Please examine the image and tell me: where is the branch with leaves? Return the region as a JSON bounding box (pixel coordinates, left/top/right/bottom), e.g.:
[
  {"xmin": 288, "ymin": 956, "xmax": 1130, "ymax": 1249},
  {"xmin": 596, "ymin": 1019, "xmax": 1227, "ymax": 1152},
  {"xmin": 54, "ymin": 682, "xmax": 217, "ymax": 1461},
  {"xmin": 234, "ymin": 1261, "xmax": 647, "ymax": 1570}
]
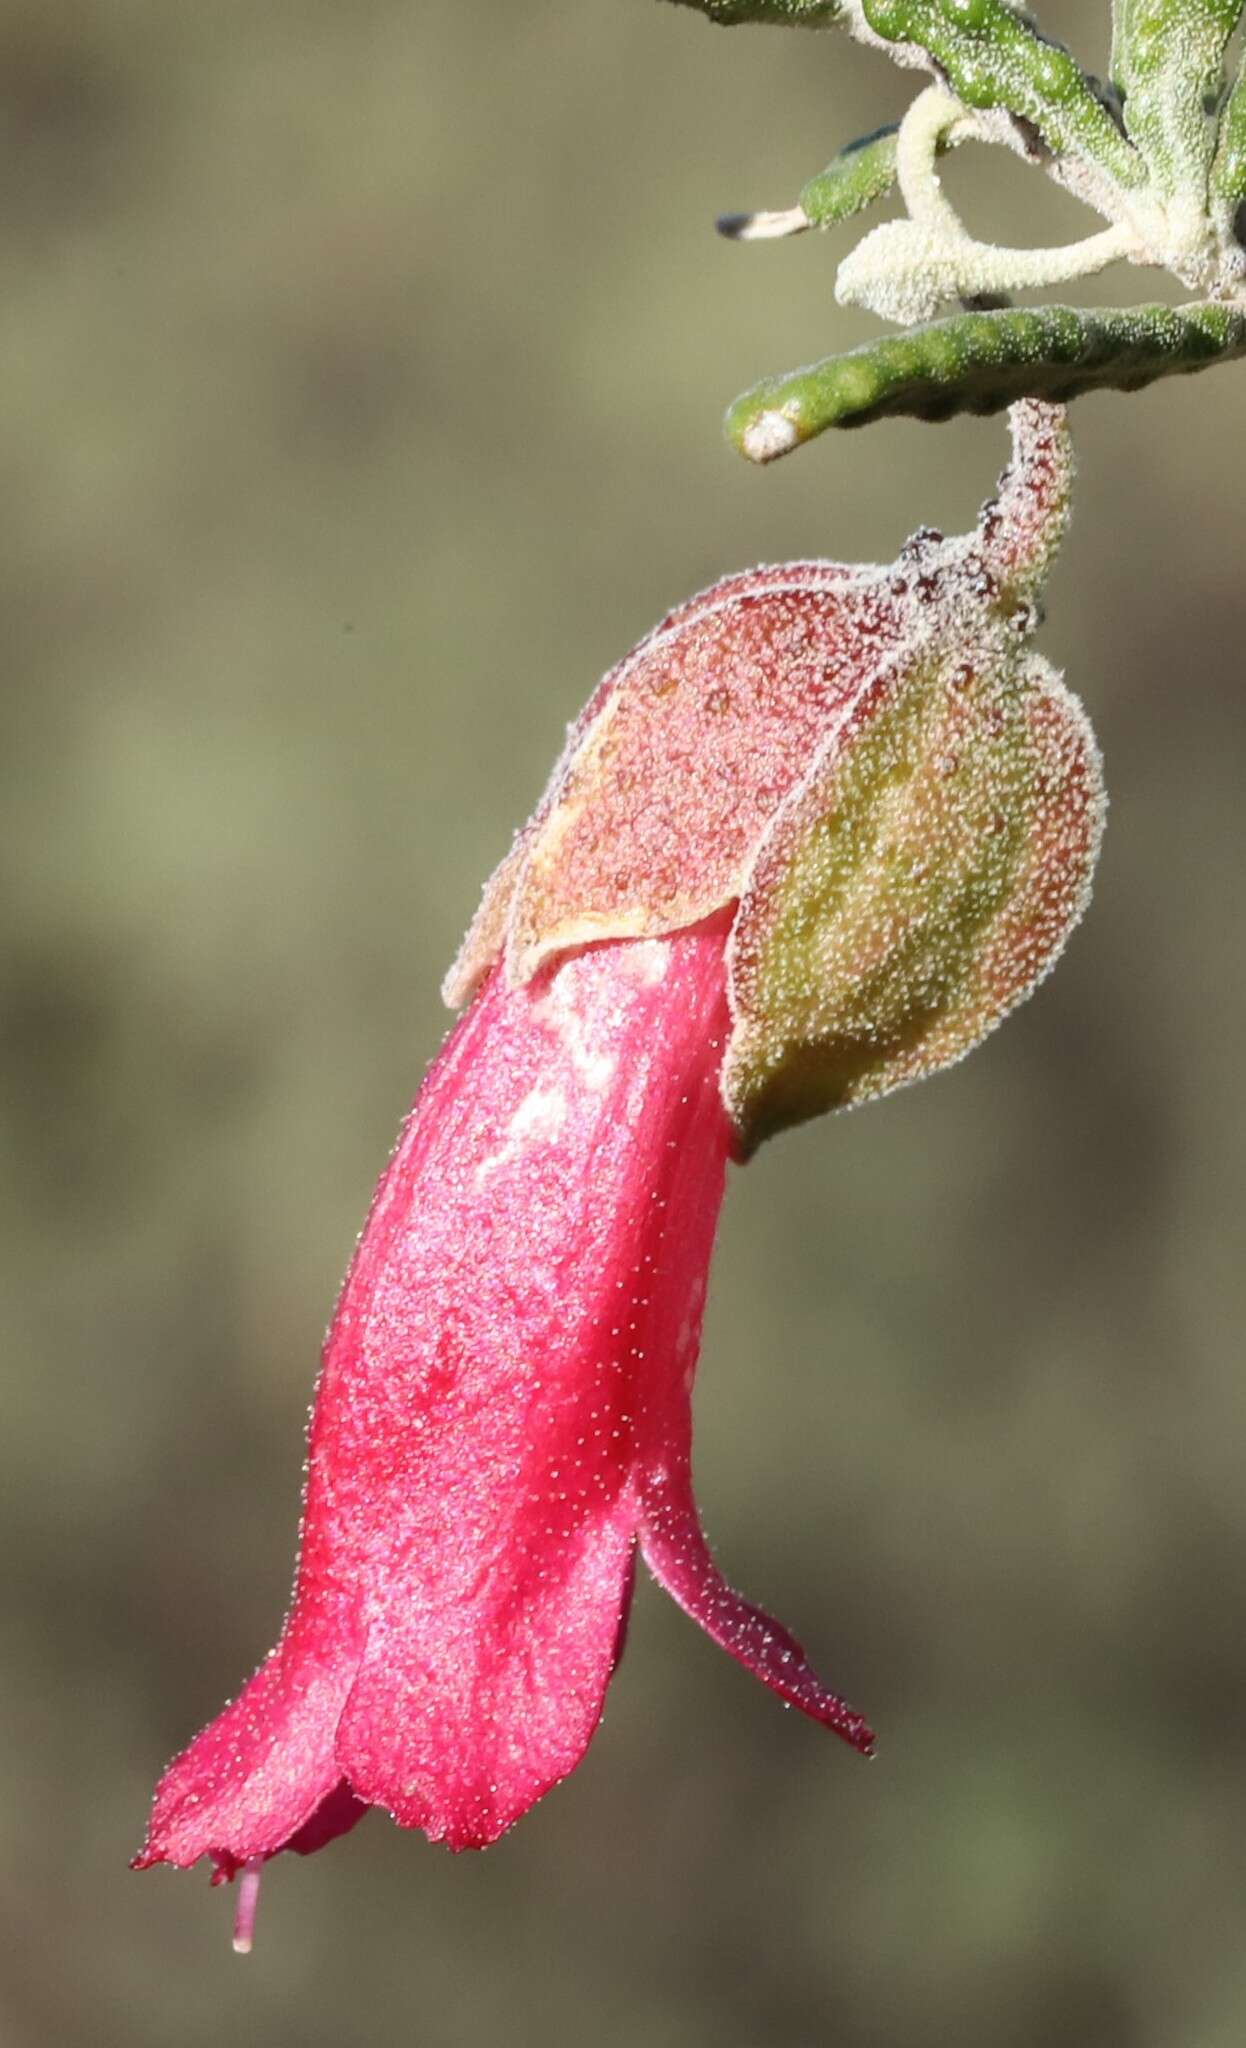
[
  {"xmin": 671, "ymin": 0, "xmax": 1246, "ymax": 454},
  {"xmin": 138, "ymin": 1, "xmax": 1241, "ymax": 1946}
]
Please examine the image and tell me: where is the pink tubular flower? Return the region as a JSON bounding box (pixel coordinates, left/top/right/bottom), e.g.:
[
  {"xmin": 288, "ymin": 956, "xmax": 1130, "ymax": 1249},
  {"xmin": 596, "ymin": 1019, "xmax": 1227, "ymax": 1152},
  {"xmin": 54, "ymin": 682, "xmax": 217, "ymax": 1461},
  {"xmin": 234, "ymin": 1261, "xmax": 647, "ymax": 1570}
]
[
  {"xmin": 137, "ymin": 404, "xmax": 1104, "ymax": 1936},
  {"xmin": 137, "ymin": 912, "xmax": 870, "ymax": 1892}
]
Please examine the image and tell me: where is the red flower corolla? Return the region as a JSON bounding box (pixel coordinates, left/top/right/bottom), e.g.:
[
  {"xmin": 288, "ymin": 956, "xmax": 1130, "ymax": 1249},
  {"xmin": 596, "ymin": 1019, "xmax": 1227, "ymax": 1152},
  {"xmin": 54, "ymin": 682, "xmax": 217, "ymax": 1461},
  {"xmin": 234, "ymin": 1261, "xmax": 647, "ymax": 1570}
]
[
  {"xmin": 137, "ymin": 914, "xmax": 870, "ymax": 1897},
  {"xmin": 137, "ymin": 404, "xmax": 1104, "ymax": 1942}
]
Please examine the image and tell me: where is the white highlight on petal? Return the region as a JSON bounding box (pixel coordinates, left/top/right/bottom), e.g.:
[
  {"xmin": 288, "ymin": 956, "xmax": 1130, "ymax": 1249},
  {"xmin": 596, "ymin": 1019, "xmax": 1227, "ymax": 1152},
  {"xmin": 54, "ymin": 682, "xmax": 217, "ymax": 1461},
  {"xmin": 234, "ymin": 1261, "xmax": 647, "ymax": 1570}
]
[
  {"xmin": 676, "ymin": 1273, "xmax": 705, "ymax": 1377},
  {"xmin": 474, "ymin": 1084, "xmax": 568, "ymax": 1185},
  {"xmin": 533, "ymin": 982, "xmax": 618, "ymax": 1092},
  {"xmin": 617, "ymin": 940, "xmax": 670, "ymax": 988}
]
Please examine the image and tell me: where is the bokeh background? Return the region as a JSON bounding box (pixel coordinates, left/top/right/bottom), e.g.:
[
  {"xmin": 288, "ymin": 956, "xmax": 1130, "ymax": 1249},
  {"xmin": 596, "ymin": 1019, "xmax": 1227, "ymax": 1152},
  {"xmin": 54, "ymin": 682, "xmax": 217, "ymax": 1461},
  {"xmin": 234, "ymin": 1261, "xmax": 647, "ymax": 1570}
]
[{"xmin": 4, "ymin": 4, "xmax": 1245, "ymax": 2044}]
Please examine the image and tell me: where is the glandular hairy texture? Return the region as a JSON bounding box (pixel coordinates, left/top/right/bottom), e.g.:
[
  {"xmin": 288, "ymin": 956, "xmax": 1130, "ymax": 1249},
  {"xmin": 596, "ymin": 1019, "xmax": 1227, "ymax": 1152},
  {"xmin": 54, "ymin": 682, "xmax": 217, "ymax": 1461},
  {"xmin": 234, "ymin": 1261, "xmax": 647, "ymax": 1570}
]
[
  {"xmin": 443, "ymin": 560, "xmax": 895, "ymax": 1004},
  {"xmin": 445, "ymin": 402, "xmax": 1101, "ymax": 1155},
  {"xmin": 724, "ymin": 644, "xmax": 1104, "ymax": 1153},
  {"xmin": 446, "ymin": 411, "xmax": 1067, "ymax": 1013},
  {"xmin": 726, "ymin": 302, "xmax": 1246, "ymax": 460},
  {"xmin": 1112, "ymin": 0, "xmax": 1244, "ymax": 200}
]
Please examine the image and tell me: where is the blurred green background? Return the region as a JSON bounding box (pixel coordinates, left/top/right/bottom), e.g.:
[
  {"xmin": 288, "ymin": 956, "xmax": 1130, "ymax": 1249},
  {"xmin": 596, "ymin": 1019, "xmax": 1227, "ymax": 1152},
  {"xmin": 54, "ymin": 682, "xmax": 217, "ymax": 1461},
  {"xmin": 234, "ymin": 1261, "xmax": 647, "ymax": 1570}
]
[{"xmin": 4, "ymin": 3, "xmax": 1245, "ymax": 2044}]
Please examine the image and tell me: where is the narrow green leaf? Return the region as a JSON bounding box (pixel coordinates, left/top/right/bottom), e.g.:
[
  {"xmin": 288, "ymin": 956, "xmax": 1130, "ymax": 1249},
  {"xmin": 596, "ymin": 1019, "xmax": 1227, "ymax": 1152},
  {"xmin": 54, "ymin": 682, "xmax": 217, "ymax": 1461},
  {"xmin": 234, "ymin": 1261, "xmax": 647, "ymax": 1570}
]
[
  {"xmin": 1110, "ymin": 0, "xmax": 1243, "ymax": 199},
  {"xmin": 1211, "ymin": 50, "xmax": 1246, "ymax": 212},
  {"xmin": 854, "ymin": 0, "xmax": 1145, "ymax": 192},
  {"xmin": 717, "ymin": 124, "xmax": 902, "ymax": 241},
  {"xmin": 725, "ymin": 301, "xmax": 1246, "ymax": 456},
  {"xmin": 798, "ymin": 124, "xmax": 902, "ymax": 226}
]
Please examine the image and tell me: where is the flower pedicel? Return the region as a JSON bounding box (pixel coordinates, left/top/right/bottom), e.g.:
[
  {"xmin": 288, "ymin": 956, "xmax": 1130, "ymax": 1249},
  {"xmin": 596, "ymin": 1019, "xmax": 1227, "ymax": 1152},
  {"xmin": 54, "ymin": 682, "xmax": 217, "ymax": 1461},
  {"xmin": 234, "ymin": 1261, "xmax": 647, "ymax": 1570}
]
[{"xmin": 136, "ymin": 402, "xmax": 1104, "ymax": 1949}]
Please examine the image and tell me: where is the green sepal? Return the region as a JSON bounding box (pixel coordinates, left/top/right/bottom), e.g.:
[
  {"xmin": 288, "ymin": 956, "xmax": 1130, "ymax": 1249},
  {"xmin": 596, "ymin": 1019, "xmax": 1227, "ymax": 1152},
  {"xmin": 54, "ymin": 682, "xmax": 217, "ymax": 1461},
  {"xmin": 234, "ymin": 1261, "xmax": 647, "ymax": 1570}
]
[
  {"xmin": 724, "ymin": 644, "xmax": 1104, "ymax": 1154},
  {"xmin": 1110, "ymin": 0, "xmax": 1243, "ymax": 199},
  {"xmin": 725, "ymin": 301, "xmax": 1246, "ymax": 457}
]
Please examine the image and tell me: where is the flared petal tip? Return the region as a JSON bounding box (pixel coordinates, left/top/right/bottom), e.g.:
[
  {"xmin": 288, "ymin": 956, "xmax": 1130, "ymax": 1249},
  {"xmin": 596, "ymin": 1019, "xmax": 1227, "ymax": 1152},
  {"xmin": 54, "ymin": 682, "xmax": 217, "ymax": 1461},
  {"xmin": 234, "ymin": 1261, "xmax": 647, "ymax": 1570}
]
[
  {"xmin": 129, "ymin": 1838, "xmax": 198, "ymax": 1875},
  {"xmin": 641, "ymin": 1483, "xmax": 877, "ymax": 1760},
  {"xmin": 128, "ymin": 1839, "xmax": 240, "ymax": 1879},
  {"xmin": 835, "ymin": 1708, "xmax": 876, "ymax": 1758}
]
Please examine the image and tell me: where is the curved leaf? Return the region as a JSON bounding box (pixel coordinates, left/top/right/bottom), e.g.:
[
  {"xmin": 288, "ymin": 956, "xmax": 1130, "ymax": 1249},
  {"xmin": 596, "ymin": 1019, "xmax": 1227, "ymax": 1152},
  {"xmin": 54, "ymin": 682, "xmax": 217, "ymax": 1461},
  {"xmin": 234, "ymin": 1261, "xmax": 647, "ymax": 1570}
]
[
  {"xmin": 725, "ymin": 301, "xmax": 1246, "ymax": 458},
  {"xmin": 847, "ymin": 0, "xmax": 1144, "ymax": 194},
  {"xmin": 799, "ymin": 124, "xmax": 902, "ymax": 225},
  {"xmin": 717, "ymin": 125, "xmax": 901, "ymax": 242}
]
